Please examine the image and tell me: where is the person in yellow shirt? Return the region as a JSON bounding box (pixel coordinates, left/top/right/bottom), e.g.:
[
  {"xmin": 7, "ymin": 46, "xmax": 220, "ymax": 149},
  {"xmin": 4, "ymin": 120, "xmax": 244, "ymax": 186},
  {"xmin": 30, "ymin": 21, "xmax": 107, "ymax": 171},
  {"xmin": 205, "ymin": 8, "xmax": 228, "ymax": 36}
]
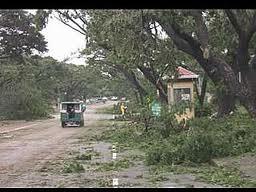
[{"xmin": 120, "ymin": 102, "xmax": 126, "ymax": 116}]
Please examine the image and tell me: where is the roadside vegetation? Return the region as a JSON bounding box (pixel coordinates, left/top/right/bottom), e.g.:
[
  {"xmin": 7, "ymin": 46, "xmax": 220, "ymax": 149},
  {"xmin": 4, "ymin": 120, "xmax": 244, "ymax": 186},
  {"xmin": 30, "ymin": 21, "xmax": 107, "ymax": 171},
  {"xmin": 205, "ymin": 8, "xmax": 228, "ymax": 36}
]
[{"xmin": 97, "ymin": 101, "xmax": 256, "ymax": 187}]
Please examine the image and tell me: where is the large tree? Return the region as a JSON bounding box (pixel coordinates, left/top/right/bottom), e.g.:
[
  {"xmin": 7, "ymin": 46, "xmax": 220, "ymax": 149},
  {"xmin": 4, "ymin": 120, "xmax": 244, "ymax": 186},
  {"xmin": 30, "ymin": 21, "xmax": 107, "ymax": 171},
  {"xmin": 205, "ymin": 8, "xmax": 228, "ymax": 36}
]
[
  {"xmin": 44, "ymin": 9, "xmax": 256, "ymax": 117},
  {"xmin": 142, "ymin": 10, "xmax": 256, "ymax": 117},
  {"xmin": 0, "ymin": 9, "xmax": 47, "ymax": 59},
  {"xmin": 54, "ymin": 10, "xmax": 192, "ymax": 103}
]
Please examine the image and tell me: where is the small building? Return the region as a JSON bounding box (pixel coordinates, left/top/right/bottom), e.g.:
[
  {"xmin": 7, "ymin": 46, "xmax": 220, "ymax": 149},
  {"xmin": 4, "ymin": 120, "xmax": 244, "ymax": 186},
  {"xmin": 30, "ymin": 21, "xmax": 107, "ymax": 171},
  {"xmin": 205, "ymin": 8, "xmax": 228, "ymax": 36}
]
[{"xmin": 167, "ymin": 66, "xmax": 198, "ymax": 122}]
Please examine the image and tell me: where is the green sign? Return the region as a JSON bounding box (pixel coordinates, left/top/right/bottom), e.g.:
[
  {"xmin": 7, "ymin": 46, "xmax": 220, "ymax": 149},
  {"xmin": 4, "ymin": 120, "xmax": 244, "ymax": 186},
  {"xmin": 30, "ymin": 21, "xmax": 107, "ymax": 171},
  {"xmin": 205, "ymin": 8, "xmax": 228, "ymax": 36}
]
[{"xmin": 151, "ymin": 100, "xmax": 161, "ymax": 117}]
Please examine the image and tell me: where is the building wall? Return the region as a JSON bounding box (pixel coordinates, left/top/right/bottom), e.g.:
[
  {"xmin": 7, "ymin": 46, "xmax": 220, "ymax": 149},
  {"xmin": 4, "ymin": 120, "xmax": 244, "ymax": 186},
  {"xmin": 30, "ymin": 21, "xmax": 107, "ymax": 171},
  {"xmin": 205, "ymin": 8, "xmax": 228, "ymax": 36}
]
[{"xmin": 167, "ymin": 80, "xmax": 196, "ymax": 122}]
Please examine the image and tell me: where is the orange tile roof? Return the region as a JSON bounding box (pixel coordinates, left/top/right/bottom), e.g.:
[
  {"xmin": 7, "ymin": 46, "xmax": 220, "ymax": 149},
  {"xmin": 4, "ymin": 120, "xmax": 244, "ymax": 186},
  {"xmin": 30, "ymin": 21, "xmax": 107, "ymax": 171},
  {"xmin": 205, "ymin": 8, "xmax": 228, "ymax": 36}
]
[{"xmin": 176, "ymin": 66, "xmax": 198, "ymax": 79}]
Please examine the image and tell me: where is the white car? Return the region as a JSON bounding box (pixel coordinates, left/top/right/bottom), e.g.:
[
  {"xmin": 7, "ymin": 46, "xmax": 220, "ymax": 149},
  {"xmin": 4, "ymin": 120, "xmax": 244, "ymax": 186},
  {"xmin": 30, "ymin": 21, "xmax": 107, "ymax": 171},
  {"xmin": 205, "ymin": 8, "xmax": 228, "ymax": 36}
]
[{"xmin": 111, "ymin": 96, "xmax": 118, "ymax": 101}]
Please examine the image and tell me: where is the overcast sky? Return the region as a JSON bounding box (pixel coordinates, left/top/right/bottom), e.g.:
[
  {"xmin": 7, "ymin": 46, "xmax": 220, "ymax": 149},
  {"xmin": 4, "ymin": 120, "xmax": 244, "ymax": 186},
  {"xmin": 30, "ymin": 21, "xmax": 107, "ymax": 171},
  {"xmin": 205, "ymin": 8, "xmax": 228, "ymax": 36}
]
[{"xmin": 41, "ymin": 15, "xmax": 86, "ymax": 65}]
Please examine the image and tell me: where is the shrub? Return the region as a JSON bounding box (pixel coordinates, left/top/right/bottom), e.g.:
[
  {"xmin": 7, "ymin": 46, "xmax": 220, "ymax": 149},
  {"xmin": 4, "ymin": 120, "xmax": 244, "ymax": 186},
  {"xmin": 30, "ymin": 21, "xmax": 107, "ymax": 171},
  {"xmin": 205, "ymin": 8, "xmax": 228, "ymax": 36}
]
[
  {"xmin": 194, "ymin": 96, "xmax": 215, "ymax": 117},
  {"xmin": 182, "ymin": 132, "xmax": 214, "ymax": 163},
  {"xmin": 145, "ymin": 112, "xmax": 256, "ymax": 165},
  {"xmin": 157, "ymin": 105, "xmax": 180, "ymax": 137},
  {"xmin": 145, "ymin": 134, "xmax": 187, "ymax": 165}
]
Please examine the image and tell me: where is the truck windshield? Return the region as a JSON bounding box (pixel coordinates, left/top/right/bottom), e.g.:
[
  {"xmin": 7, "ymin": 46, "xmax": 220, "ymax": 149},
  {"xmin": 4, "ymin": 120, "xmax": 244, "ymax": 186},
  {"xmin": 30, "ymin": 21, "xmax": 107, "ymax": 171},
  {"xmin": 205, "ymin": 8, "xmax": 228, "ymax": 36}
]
[{"xmin": 61, "ymin": 104, "xmax": 80, "ymax": 111}]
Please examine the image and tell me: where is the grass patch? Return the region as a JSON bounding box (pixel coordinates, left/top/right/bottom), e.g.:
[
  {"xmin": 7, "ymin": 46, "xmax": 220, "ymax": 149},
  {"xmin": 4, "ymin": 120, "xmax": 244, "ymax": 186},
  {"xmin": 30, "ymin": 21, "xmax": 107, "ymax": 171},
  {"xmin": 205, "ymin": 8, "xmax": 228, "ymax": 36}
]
[
  {"xmin": 75, "ymin": 150, "xmax": 100, "ymax": 160},
  {"xmin": 95, "ymin": 158, "xmax": 134, "ymax": 172},
  {"xmin": 75, "ymin": 153, "xmax": 92, "ymax": 160},
  {"xmin": 148, "ymin": 163, "xmax": 256, "ymax": 187},
  {"xmin": 62, "ymin": 160, "xmax": 85, "ymax": 173},
  {"xmin": 99, "ymin": 120, "xmax": 163, "ymax": 151},
  {"xmin": 97, "ymin": 178, "xmax": 113, "ymax": 187},
  {"xmin": 195, "ymin": 166, "xmax": 256, "ymax": 187}
]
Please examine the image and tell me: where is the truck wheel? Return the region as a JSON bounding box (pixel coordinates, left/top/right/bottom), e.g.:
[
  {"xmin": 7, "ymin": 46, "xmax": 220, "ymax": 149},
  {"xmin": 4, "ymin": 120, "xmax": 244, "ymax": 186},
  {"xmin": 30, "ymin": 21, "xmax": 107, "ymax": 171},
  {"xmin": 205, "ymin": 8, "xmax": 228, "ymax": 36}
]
[
  {"xmin": 80, "ymin": 120, "xmax": 84, "ymax": 127},
  {"xmin": 61, "ymin": 122, "xmax": 65, "ymax": 128}
]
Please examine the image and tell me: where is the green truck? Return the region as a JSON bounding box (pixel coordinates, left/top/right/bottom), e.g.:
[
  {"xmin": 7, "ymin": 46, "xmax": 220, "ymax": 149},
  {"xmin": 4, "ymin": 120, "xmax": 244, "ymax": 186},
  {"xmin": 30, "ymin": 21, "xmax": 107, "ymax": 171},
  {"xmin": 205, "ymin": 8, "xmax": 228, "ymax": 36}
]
[{"xmin": 60, "ymin": 101, "xmax": 86, "ymax": 128}]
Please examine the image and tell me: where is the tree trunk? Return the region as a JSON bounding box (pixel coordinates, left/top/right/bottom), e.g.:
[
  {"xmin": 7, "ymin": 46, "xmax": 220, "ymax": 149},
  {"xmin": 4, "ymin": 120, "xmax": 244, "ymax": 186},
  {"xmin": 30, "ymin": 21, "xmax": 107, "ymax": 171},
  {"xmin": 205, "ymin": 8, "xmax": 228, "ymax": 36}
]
[
  {"xmin": 217, "ymin": 93, "xmax": 236, "ymax": 117},
  {"xmin": 138, "ymin": 65, "xmax": 168, "ymax": 103},
  {"xmin": 117, "ymin": 66, "xmax": 148, "ymax": 100},
  {"xmin": 198, "ymin": 74, "xmax": 208, "ymax": 107},
  {"xmin": 238, "ymin": 70, "xmax": 256, "ymax": 118},
  {"xmin": 137, "ymin": 89, "xmax": 145, "ymax": 104},
  {"xmin": 194, "ymin": 74, "xmax": 208, "ymax": 117},
  {"xmin": 241, "ymin": 99, "xmax": 256, "ymax": 118},
  {"xmin": 196, "ymin": 57, "xmax": 238, "ymax": 117},
  {"xmin": 195, "ymin": 74, "xmax": 207, "ymax": 105},
  {"xmin": 134, "ymin": 91, "xmax": 142, "ymax": 104}
]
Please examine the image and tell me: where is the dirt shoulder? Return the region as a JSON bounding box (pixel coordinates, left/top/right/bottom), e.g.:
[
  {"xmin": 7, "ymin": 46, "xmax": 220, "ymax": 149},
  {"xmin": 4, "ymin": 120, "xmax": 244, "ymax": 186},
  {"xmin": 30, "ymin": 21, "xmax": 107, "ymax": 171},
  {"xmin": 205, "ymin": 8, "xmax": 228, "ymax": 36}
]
[{"xmin": 213, "ymin": 153, "xmax": 256, "ymax": 181}]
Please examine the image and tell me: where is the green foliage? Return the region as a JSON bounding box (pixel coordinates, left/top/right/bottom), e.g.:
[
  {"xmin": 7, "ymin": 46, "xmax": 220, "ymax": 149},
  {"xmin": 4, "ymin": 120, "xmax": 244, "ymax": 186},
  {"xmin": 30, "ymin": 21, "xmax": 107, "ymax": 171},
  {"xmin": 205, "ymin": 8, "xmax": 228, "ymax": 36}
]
[
  {"xmin": 95, "ymin": 159, "xmax": 133, "ymax": 172},
  {"xmin": 62, "ymin": 160, "xmax": 85, "ymax": 173},
  {"xmin": 98, "ymin": 112, "xmax": 256, "ymax": 187},
  {"xmin": 157, "ymin": 105, "xmax": 179, "ymax": 137},
  {"xmin": 182, "ymin": 132, "xmax": 214, "ymax": 163},
  {"xmin": 75, "ymin": 153, "xmax": 92, "ymax": 161},
  {"xmin": 97, "ymin": 179, "xmax": 113, "ymax": 187},
  {"xmin": 136, "ymin": 103, "xmax": 154, "ymax": 131},
  {"xmin": 0, "ymin": 62, "xmax": 52, "ymax": 120},
  {"xmin": 147, "ymin": 112, "xmax": 256, "ymax": 165},
  {"xmin": 149, "ymin": 163, "xmax": 256, "ymax": 187},
  {"xmin": 99, "ymin": 120, "xmax": 163, "ymax": 152},
  {"xmin": 102, "ymin": 110, "xmax": 256, "ymax": 166},
  {"xmin": 195, "ymin": 100, "xmax": 215, "ymax": 117},
  {"xmin": 0, "ymin": 54, "xmax": 119, "ymax": 120},
  {"xmin": 0, "ymin": 10, "xmax": 47, "ymax": 58}
]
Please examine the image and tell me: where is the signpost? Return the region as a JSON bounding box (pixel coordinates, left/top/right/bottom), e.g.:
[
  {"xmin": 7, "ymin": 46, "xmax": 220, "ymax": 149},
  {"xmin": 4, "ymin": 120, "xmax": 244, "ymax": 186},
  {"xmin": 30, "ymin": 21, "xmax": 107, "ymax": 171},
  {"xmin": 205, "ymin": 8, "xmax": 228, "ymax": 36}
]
[{"xmin": 151, "ymin": 100, "xmax": 161, "ymax": 117}]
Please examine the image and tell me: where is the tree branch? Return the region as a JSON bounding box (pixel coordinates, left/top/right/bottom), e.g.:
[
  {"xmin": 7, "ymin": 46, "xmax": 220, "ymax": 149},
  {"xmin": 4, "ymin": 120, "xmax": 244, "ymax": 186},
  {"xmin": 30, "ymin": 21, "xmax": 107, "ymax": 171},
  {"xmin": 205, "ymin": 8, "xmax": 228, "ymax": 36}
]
[
  {"xmin": 55, "ymin": 10, "xmax": 87, "ymax": 35},
  {"xmin": 73, "ymin": 9, "xmax": 88, "ymax": 26},
  {"xmin": 55, "ymin": 15, "xmax": 86, "ymax": 36},
  {"xmin": 159, "ymin": 21, "xmax": 196, "ymax": 57},
  {"xmin": 189, "ymin": 10, "xmax": 209, "ymax": 50},
  {"xmin": 225, "ymin": 10, "xmax": 242, "ymax": 35},
  {"xmin": 249, "ymin": 11, "xmax": 256, "ymax": 34}
]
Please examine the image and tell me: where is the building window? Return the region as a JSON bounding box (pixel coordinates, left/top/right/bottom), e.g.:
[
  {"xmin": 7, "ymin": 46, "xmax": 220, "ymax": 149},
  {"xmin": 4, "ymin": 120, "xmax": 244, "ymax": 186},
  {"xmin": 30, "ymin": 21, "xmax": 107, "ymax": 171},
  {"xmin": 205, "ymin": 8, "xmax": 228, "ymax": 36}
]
[{"xmin": 173, "ymin": 88, "xmax": 191, "ymax": 103}]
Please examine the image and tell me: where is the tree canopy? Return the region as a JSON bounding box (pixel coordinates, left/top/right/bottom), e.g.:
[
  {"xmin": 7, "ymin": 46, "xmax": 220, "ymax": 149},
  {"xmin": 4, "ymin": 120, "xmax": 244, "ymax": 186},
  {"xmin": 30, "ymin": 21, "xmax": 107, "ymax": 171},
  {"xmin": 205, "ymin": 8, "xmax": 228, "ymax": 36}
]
[
  {"xmin": 0, "ymin": 10, "xmax": 47, "ymax": 59},
  {"xmin": 52, "ymin": 9, "xmax": 256, "ymax": 117}
]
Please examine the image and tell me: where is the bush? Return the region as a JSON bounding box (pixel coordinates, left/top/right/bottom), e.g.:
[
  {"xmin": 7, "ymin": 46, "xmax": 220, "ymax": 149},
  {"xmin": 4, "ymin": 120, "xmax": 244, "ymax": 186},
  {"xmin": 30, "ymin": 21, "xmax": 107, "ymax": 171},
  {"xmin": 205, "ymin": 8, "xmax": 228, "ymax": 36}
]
[
  {"xmin": 194, "ymin": 98, "xmax": 215, "ymax": 117},
  {"xmin": 107, "ymin": 99, "xmax": 256, "ymax": 166},
  {"xmin": 157, "ymin": 105, "xmax": 180, "ymax": 137},
  {"xmin": 182, "ymin": 132, "xmax": 214, "ymax": 163},
  {"xmin": 146, "ymin": 112, "xmax": 256, "ymax": 165}
]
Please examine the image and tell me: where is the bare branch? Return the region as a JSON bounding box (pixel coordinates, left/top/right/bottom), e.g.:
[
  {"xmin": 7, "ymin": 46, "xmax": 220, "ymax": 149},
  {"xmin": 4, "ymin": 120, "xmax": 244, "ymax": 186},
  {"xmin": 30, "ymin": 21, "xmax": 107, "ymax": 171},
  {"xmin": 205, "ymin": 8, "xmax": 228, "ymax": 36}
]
[
  {"xmin": 55, "ymin": 10, "xmax": 87, "ymax": 35},
  {"xmin": 55, "ymin": 15, "xmax": 86, "ymax": 36},
  {"xmin": 189, "ymin": 10, "xmax": 209, "ymax": 48},
  {"xmin": 249, "ymin": 11, "xmax": 256, "ymax": 34},
  {"xmin": 73, "ymin": 9, "xmax": 88, "ymax": 26}
]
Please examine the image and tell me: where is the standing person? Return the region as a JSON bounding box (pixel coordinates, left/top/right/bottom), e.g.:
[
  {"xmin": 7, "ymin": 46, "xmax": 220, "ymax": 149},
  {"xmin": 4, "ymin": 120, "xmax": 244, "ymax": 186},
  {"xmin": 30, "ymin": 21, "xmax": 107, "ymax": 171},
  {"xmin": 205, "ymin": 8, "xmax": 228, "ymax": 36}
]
[{"xmin": 120, "ymin": 103, "xmax": 126, "ymax": 116}]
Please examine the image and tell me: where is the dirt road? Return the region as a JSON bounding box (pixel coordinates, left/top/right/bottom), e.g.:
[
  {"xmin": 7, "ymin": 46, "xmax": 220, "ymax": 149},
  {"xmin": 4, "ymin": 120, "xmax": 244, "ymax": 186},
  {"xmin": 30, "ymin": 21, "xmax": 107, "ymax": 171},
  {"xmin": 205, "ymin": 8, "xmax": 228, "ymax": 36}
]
[
  {"xmin": 0, "ymin": 102, "xmax": 115, "ymax": 187},
  {"xmin": 0, "ymin": 101, "xmax": 223, "ymax": 188}
]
